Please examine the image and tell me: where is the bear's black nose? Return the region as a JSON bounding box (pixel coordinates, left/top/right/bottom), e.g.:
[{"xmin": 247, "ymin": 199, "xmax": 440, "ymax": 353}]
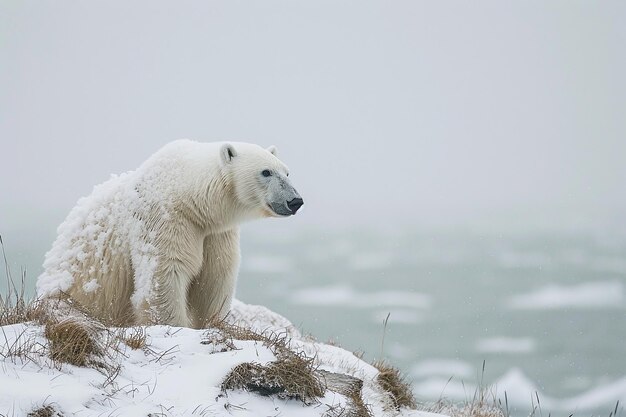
[{"xmin": 287, "ymin": 198, "xmax": 304, "ymax": 214}]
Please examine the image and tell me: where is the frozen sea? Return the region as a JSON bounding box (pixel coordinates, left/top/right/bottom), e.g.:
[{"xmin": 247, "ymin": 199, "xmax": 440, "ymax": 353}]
[{"xmin": 3, "ymin": 225, "xmax": 626, "ymax": 416}]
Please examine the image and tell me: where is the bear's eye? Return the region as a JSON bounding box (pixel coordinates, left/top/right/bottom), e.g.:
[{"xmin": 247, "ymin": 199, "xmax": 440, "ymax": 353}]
[{"xmin": 262, "ymin": 169, "xmax": 272, "ymax": 177}]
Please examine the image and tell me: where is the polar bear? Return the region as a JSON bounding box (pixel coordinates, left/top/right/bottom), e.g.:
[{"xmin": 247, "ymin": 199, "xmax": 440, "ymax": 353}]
[{"xmin": 36, "ymin": 140, "xmax": 303, "ymax": 328}]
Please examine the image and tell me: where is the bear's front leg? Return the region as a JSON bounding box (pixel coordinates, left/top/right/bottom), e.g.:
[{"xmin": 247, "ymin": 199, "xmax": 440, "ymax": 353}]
[
  {"xmin": 149, "ymin": 261, "xmax": 195, "ymax": 327},
  {"xmin": 134, "ymin": 228, "xmax": 205, "ymax": 327},
  {"xmin": 188, "ymin": 229, "xmax": 240, "ymax": 328}
]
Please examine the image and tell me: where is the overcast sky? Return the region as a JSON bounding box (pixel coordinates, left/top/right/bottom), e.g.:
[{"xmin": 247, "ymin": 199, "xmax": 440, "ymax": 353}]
[{"xmin": 1, "ymin": 0, "xmax": 625, "ymax": 236}]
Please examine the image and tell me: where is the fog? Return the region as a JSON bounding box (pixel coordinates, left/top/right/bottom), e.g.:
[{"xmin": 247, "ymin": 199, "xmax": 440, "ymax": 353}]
[{"xmin": 1, "ymin": 0, "xmax": 625, "ymax": 235}]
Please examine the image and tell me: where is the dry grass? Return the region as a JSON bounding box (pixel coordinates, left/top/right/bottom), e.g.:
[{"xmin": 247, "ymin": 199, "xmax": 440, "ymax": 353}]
[
  {"xmin": 123, "ymin": 326, "xmax": 148, "ymax": 350},
  {"xmin": 222, "ymin": 353, "xmax": 325, "ymax": 404},
  {"xmin": 212, "ymin": 318, "xmax": 325, "ymax": 404},
  {"xmin": 0, "ymin": 237, "xmax": 131, "ymax": 388},
  {"xmin": 371, "ymin": 359, "xmax": 417, "ymax": 410},
  {"xmin": 0, "ymin": 246, "xmax": 120, "ymax": 372},
  {"xmin": 0, "ymin": 236, "xmax": 50, "ymax": 364},
  {"xmin": 0, "ymin": 324, "xmax": 46, "ymax": 364},
  {"xmin": 213, "ymin": 319, "xmax": 373, "ymax": 413},
  {"xmin": 1, "ymin": 283, "xmax": 118, "ymax": 377},
  {"xmin": 0, "ymin": 236, "xmax": 46, "ymax": 327},
  {"xmin": 200, "ymin": 326, "xmax": 241, "ymax": 353},
  {"xmin": 44, "ymin": 317, "xmax": 105, "ymax": 367},
  {"xmin": 344, "ymin": 389, "xmax": 371, "ymax": 417},
  {"xmin": 38, "ymin": 301, "xmax": 125, "ymax": 388},
  {"xmin": 351, "ymin": 401, "xmax": 372, "ymax": 416},
  {"xmin": 207, "ymin": 318, "xmax": 267, "ymax": 344},
  {"xmin": 0, "ymin": 289, "xmax": 43, "ymax": 327},
  {"xmin": 204, "ymin": 317, "xmax": 296, "ymax": 357},
  {"xmin": 371, "ymin": 312, "xmax": 418, "ymax": 411}
]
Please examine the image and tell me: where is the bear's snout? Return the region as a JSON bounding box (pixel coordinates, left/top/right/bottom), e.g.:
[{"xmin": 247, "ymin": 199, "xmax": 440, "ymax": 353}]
[{"xmin": 287, "ymin": 197, "xmax": 304, "ymax": 214}]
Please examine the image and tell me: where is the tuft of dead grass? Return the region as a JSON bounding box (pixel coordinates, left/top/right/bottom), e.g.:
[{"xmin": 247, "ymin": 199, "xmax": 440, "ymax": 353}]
[
  {"xmin": 36, "ymin": 300, "xmax": 124, "ymax": 386},
  {"xmin": 372, "ymin": 359, "xmax": 417, "ymax": 410},
  {"xmin": 44, "ymin": 317, "xmax": 105, "ymax": 367},
  {"xmin": 27, "ymin": 405, "xmax": 63, "ymax": 417},
  {"xmin": 123, "ymin": 326, "xmax": 148, "ymax": 350},
  {"xmin": 222, "ymin": 353, "xmax": 325, "ymax": 404},
  {"xmin": 0, "ymin": 237, "xmax": 129, "ymax": 388},
  {"xmin": 344, "ymin": 395, "xmax": 372, "ymax": 417},
  {"xmin": 0, "ymin": 291, "xmax": 121, "ymax": 377},
  {"xmin": 211, "ymin": 317, "xmax": 326, "ymax": 405},
  {"xmin": 214, "ymin": 319, "xmax": 374, "ymax": 414}
]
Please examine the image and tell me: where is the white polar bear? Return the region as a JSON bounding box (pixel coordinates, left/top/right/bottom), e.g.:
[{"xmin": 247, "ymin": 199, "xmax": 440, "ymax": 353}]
[{"xmin": 36, "ymin": 140, "xmax": 303, "ymax": 328}]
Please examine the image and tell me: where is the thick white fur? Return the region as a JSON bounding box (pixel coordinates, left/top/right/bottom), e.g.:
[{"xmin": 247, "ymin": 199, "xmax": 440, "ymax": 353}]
[{"xmin": 37, "ymin": 140, "xmax": 292, "ymax": 328}]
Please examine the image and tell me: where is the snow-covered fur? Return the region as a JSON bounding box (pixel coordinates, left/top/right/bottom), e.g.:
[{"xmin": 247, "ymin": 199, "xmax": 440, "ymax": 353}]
[{"xmin": 36, "ymin": 140, "xmax": 302, "ymax": 328}]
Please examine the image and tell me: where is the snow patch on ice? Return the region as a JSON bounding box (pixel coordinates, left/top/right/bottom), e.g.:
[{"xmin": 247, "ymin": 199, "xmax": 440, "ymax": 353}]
[
  {"xmin": 292, "ymin": 285, "xmax": 431, "ymax": 309},
  {"xmin": 412, "ymin": 359, "xmax": 475, "ymax": 379},
  {"xmin": 493, "ymin": 368, "xmax": 548, "ymax": 407},
  {"xmin": 559, "ymin": 377, "xmax": 626, "ymax": 411},
  {"xmin": 508, "ymin": 281, "xmax": 624, "ymax": 310},
  {"xmin": 475, "ymin": 337, "xmax": 536, "ymax": 354}
]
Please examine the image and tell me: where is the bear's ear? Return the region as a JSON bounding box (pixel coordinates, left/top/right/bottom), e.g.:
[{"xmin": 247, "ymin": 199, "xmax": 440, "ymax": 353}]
[
  {"xmin": 267, "ymin": 145, "xmax": 278, "ymax": 156},
  {"xmin": 220, "ymin": 143, "xmax": 237, "ymax": 164}
]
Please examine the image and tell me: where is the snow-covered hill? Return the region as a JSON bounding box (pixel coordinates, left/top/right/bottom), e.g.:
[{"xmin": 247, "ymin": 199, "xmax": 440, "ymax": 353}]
[{"xmin": 0, "ymin": 300, "xmax": 454, "ymax": 417}]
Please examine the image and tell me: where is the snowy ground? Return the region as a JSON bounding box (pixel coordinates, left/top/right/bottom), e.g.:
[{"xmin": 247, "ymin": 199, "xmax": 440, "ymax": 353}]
[{"xmin": 0, "ymin": 300, "xmax": 442, "ymax": 417}]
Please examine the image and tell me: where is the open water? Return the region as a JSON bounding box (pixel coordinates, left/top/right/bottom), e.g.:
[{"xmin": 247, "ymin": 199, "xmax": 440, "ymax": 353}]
[{"xmin": 237, "ymin": 228, "xmax": 626, "ymax": 416}]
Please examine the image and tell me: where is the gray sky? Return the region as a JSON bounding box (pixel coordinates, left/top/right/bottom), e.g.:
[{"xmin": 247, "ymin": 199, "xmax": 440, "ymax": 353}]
[{"xmin": 1, "ymin": 0, "xmax": 625, "ymax": 235}]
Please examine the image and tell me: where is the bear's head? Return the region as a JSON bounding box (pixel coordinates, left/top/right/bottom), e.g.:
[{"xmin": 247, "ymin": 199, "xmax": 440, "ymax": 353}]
[{"xmin": 220, "ymin": 143, "xmax": 303, "ymax": 219}]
